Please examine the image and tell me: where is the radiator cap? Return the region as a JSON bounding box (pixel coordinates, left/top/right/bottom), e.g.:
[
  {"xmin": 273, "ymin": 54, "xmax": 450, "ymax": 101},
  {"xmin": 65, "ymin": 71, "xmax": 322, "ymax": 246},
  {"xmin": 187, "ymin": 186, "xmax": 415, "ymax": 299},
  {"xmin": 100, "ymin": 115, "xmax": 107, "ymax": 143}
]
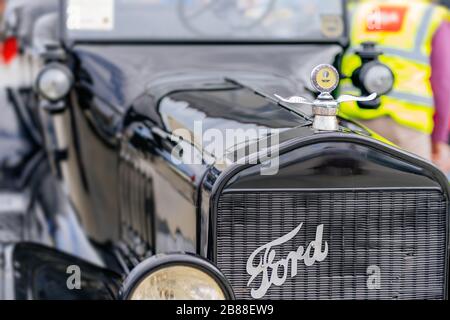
[{"xmin": 275, "ymin": 64, "xmax": 377, "ymax": 131}]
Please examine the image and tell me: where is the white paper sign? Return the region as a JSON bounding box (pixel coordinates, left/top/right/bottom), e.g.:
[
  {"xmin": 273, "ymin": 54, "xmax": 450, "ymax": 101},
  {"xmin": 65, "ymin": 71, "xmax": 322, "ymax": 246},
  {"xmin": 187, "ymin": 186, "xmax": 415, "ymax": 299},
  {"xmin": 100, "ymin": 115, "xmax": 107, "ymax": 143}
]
[{"xmin": 67, "ymin": 0, "xmax": 114, "ymax": 31}]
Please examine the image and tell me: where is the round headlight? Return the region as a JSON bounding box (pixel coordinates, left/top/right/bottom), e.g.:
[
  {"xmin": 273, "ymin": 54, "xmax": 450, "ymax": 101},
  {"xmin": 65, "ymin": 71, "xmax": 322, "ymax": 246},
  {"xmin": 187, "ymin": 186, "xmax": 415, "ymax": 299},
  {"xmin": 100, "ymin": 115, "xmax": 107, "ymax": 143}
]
[
  {"xmin": 361, "ymin": 62, "xmax": 394, "ymax": 96},
  {"xmin": 36, "ymin": 64, "xmax": 73, "ymax": 102},
  {"xmin": 121, "ymin": 254, "xmax": 234, "ymax": 300}
]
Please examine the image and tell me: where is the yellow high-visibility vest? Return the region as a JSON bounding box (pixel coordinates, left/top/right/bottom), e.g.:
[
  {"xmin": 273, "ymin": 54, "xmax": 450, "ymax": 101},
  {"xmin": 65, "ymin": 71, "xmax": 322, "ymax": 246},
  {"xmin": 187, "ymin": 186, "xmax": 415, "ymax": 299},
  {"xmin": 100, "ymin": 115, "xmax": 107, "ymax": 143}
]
[{"xmin": 340, "ymin": 0, "xmax": 449, "ymax": 134}]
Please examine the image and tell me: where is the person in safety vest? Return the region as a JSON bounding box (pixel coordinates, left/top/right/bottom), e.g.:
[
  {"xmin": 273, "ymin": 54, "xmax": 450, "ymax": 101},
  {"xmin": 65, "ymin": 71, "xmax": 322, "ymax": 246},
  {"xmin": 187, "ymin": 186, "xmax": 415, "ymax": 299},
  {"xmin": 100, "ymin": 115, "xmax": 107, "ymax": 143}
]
[{"xmin": 341, "ymin": 0, "xmax": 450, "ymax": 171}]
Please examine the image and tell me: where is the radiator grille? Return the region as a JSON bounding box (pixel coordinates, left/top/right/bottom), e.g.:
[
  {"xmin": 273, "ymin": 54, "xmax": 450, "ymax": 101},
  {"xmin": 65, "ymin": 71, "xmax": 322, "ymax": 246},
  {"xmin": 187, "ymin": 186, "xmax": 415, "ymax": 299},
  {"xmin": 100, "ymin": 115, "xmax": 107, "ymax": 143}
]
[{"xmin": 216, "ymin": 190, "xmax": 448, "ymax": 300}]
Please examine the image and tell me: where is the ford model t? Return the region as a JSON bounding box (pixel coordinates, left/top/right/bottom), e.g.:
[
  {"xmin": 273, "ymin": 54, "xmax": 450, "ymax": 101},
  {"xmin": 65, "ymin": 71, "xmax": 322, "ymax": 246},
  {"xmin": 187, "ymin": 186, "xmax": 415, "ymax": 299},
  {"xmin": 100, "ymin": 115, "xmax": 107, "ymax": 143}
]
[{"xmin": 0, "ymin": 0, "xmax": 448, "ymax": 300}]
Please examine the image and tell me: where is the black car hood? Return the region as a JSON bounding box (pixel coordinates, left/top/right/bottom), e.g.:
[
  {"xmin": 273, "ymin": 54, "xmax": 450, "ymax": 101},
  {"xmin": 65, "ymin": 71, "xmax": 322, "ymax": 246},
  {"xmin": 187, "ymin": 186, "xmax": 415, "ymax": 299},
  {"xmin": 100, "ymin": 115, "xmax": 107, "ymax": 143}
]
[
  {"xmin": 71, "ymin": 44, "xmax": 379, "ymax": 154},
  {"xmin": 72, "ymin": 44, "xmax": 343, "ymax": 112},
  {"xmin": 152, "ymin": 80, "xmax": 309, "ymax": 136}
]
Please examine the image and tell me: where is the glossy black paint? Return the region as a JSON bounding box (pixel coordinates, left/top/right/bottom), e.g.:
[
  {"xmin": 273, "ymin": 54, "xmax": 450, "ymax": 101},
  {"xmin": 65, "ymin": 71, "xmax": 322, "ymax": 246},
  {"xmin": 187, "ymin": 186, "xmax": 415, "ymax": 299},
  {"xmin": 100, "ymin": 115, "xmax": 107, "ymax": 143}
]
[
  {"xmin": 225, "ymin": 141, "xmax": 443, "ymax": 190},
  {"xmin": 69, "ymin": 44, "xmax": 343, "ymax": 113},
  {"xmin": 204, "ymin": 132, "xmax": 450, "ymax": 257},
  {"xmin": 4, "ymin": 243, "xmax": 120, "ymax": 300},
  {"xmin": 59, "ymin": 44, "xmax": 343, "ymax": 253}
]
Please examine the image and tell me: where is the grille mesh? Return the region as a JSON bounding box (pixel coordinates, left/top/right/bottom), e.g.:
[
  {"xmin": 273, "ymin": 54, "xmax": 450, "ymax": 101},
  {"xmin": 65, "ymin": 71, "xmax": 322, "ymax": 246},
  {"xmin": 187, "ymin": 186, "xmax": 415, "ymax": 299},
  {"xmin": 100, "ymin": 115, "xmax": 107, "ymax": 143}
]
[{"xmin": 216, "ymin": 190, "xmax": 447, "ymax": 300}]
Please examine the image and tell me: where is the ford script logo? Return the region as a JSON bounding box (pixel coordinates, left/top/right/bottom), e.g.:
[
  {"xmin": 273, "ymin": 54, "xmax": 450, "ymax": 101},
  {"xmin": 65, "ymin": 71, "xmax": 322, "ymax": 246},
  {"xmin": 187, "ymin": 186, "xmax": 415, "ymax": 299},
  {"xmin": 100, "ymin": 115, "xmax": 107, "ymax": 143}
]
[{"xmin": 246, "ymin": 223, "xmax": 328, "ymax": 299}]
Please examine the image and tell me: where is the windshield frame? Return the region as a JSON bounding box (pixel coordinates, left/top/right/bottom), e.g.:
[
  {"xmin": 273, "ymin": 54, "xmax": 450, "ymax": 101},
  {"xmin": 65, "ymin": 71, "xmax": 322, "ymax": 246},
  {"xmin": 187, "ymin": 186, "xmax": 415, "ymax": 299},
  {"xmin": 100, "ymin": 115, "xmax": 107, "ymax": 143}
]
[{"xmin": 59, "ymin": 0, "xmax": 349, "ymax": 47}]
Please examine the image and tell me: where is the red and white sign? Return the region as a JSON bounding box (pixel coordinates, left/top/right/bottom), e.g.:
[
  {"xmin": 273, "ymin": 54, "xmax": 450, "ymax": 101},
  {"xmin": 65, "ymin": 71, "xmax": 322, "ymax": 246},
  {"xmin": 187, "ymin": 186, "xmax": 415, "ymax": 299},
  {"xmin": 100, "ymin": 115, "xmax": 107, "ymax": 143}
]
[{"xmin": 365, "ymin": 6, "xmax": 408, "ymax": 32}]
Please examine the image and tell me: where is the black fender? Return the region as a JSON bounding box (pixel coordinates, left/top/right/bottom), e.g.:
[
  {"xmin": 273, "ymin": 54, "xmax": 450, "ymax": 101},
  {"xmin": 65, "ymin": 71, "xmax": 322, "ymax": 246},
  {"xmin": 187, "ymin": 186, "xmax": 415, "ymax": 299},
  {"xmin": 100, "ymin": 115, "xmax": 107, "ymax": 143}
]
[{"xmin": 0, "ymin": 243, "xmax": 121, "ymax": 300}]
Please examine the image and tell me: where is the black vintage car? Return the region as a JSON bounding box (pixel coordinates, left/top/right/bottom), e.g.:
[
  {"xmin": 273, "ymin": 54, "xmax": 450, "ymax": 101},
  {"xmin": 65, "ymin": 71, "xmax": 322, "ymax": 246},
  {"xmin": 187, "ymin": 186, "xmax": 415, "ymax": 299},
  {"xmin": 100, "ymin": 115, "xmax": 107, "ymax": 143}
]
[{"xmin": 0, "ymin": 0, "xmax": 448, "ymax": 300}]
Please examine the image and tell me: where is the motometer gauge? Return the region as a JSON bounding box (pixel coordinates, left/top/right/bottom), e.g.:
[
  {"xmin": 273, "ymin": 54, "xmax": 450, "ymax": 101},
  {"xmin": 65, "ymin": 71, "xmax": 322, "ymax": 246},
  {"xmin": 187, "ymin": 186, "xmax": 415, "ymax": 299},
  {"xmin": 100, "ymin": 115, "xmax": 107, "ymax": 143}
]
[{"xmin": 311, "ymin": 64, "xmax": 340, "ymax": 93}]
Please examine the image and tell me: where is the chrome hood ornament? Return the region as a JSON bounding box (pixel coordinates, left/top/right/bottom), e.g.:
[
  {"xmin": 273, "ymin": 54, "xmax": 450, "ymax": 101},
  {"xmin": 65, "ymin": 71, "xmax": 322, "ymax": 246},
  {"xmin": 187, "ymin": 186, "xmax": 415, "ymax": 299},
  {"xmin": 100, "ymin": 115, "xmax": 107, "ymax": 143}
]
[{"xmin": 275, "ymin": 64, "xmax": 377, "ymax": 131}]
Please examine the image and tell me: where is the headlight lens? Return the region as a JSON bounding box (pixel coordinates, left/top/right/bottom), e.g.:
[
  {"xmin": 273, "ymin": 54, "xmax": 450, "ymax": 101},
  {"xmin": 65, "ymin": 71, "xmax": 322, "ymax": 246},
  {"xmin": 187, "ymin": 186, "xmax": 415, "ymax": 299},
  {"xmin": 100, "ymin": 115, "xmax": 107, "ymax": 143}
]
[
  {"xmin": 36, "ymin": 64, "xmax": 73, "ymax": 101},
  {"xmin": 121, "ymin": 254, "xmax": 234, "ymax": 300},
  {"xmin": 362, "ymin": 63, "xmax": 394, "ymax": 96},
  {"xmin": 130, "ymin": 266, "xmax": 225, "ymax": 300}
]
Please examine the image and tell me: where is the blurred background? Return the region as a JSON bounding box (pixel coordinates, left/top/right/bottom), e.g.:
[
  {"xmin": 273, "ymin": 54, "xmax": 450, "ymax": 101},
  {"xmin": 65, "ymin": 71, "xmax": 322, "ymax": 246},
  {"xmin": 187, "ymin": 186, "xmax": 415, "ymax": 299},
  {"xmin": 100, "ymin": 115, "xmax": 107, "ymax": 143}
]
[
  {"xmin": 343, "ymin": 0, "xmax": 450, "ymax": 175},
  {"xmin": 0, "ymin": 0, "xmax": 449, "ymax": 178}
]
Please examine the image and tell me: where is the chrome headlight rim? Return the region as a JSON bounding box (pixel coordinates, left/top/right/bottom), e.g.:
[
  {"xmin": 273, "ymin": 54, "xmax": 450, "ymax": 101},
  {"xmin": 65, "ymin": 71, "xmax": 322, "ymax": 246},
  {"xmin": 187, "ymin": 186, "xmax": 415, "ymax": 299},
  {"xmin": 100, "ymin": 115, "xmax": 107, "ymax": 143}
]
[
  {"xmin": 35, "ymin": 63, "xmax": 74, "ymax": 102},
  {"xmin": 360, "ymin": 61, "xmax": 395, "ymax": 96},
  {"xmin": 120, "ymin": 253, "xmax": 235, "ymax": 300}
]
